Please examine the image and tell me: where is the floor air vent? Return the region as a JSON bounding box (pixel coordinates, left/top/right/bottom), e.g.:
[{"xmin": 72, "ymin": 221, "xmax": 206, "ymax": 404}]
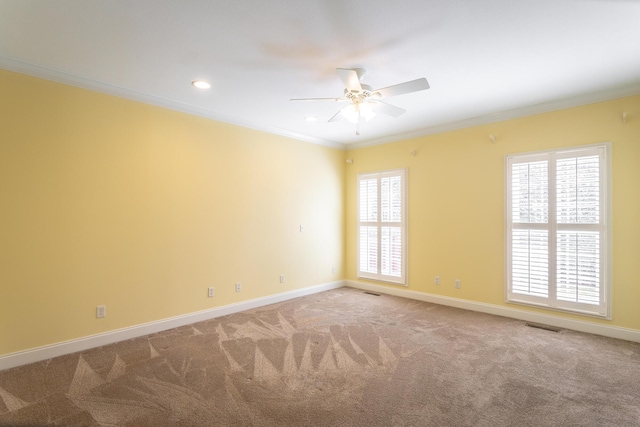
[
  {"xmin": 363, "ymin": 291, "xmax": 381, "ymax": 296},
  {"xmin": 525, "ymin": 322, "xmax": 561, "ymax": 332}
]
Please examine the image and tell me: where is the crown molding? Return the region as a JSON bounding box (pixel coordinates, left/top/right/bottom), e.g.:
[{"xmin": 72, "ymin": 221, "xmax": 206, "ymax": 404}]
[
  {"xmin": 0, "ymin": 55, "xmax": 347, "ymax": 151},
  {"xmin": 3, "ymin": 55, "xmax": 637, "ymax": 152},
  {"xmin": 347, "ymin": 84, "xmax": 640, "ymax": 150}
]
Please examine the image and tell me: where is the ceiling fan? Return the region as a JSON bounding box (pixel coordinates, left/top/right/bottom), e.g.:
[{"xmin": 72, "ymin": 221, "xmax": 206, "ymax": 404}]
[{"xmin": 291, "ymin": 68, "xmax": 430, "ymax": 135}]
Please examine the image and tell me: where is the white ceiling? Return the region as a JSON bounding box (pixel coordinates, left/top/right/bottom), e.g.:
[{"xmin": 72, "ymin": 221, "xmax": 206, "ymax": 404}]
[{"xmin": 1, "ymin": 0, "xmax": 639, "ymax": 149}]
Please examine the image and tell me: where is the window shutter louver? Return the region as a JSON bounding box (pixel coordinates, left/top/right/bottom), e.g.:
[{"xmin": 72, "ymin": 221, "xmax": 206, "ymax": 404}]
[
  {"xmin": 557, "ymin": 231, "xmax": 600, "ymax": 305},
  {"xmin": 359, "ymin": 226, "xmax": 378, "ymax": 274},
  {"xmin": 557, "ymin": 156, "xmax": 599, "ymax": 224},
  {"xmin": 511, "ymin": 230, "xmax": 549, "ymax": 298},
  {"xmin": 511, "ymin": 161, "xmax": 548, "ymax": 224}
]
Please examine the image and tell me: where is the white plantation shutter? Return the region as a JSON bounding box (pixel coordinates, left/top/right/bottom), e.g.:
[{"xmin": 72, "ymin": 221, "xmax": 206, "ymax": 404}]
[
  {"xmin": 511, "ymin": 160, "xmax": 548, "ymax": 224},
  {"xmin": 506, "ymin": 145, "xmax": 610, "ymax": 317},
  {"xmin": 556, "ymin": 155, "xmax": 602, "ymax": 307},
  {"xmin": 556, "ymin": 231, "xmax": 600, "ymax": 305},
  {"xmin": 359, "ymin": 226, "xmax": 377, "ymax": 274},
  {"xmin": 511, "ymin": 229, "xmax": 549, "ymax": 298},
  {"xmin": 358, "ymin": 169, "xmax": 407, "ymax": 285},
  {"xmin": 510, "ymin": 160, "xmax": 550, "ymax": 298}
]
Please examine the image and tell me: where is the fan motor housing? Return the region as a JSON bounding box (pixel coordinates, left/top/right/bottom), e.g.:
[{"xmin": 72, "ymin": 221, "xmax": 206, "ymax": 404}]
[{"xmin": 345, "ymin": 84, "xmax": 376, "ymax": 102}]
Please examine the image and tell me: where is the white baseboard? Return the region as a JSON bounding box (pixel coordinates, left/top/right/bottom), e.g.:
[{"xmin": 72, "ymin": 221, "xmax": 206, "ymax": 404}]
[
  {"xmin": 4, "ymin": 279, "xmax": 638, "ymax": 372},
  {"xmin": 0, "ymin": 281, "xmax": 344, "ymax": 371},
  {"xmin": 345, "ymin": 280, "xmax": 640, "ymax": 343}
]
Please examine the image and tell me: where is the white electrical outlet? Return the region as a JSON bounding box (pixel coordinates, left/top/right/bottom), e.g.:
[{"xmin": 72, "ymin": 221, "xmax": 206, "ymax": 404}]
[
  {"xmin": 435, "ymin": 276, "xmax": 440, "ymax": 285},
  {"xmin": 96, "ymin": 305, "xmax": 106, "ymax": 319},
  {"xmin": 208, "ymin": 287, "xmax": 215, "ymax": 298},
  {"xmin": 332, "ymin": 266, "xmax": 336, "ymax": 274},
  {"xmin": 280, "ymin": 274, "xmax": 285, "ymax": 283},
  {"xmin": 235, "ymin": 282, "xmax": 241, "ymax": 292},
  {"xmin": 455, "ymin": 279, "xmax": 461, "ymax": 289},
  {"xmin": 299, "ymin": 224, "xmax": 305, "ymax": 232}
]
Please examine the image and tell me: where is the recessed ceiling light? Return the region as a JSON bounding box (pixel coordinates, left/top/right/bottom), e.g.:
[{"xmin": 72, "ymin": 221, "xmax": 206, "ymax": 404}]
[
  {"xmin": 192, "ymin": 80, "xmax": 211, "ymax": 89},
  {"xmin": 305, "ymin": 115, "xmax": 318, "ymax": 122}
]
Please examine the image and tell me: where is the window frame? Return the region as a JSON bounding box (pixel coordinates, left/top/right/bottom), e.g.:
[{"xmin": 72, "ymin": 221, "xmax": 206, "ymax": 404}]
[
  {"xmin": 505, "ymin": 143, "xmax": 611, "ymax": 318},
  {"xmin": 357, "ymin": 168, "xmax": 408, "ymax": 286}
]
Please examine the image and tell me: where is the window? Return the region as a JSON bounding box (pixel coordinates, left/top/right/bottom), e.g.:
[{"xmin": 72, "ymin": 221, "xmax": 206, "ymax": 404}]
[
  {"xmin": 357, "ymin": 169, "xmax": 407, "ymax": 285},
  {"xmin": 505, "ymin": 144, "xmax": 611, "ymax": 317}
]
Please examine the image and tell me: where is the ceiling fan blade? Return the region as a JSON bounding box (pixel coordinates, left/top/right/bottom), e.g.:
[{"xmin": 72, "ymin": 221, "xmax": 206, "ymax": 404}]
[
  {"xmin": 371, "ymin": 100, "xmax": 406, "ymax": 118},
  {"xmin": 328, "ymin": 107, "xmax": 345, "ymax": 122},
  {"xmin": 290, "ymin": 97, "xmax": 345, "ymax": 102},
  {"xmin": 336, "ymin": 68, "xmax": 362, "ymax": 92},
  {"xmin": 374, "ymin": 78, "xmax": 429, "ymax": 98}
]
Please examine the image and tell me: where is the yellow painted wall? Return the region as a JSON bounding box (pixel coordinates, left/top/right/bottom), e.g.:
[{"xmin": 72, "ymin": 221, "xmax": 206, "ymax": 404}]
[
  {"xmin": 0, "ymin": 69, "xmax": 345, "ymax": 356},
  {"xmin": 1, "ymin": 66, "xmax": 638, "ymax": 358},
  {"xmin": 345, "ymin": 95, "xmax": 640, "ymax": 330}
]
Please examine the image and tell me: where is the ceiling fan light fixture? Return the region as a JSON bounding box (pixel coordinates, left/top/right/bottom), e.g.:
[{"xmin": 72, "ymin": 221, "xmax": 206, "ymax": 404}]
[
  {"xmin": 359, "ymin": 102, "xmax": 376, "ymax": 121},
  {"xmin": 341, "ymin": 102, "xmax": 376, "ymax": 123},
  {"xmin": 341, "ymin": 104, "xmax": 359, "ymax": 123}
]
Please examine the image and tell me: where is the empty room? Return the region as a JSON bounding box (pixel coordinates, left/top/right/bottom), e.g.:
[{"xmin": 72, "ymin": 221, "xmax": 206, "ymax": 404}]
[{"xmin": 1, "ymin": 1, "xmax": 639, "ymax": 426}]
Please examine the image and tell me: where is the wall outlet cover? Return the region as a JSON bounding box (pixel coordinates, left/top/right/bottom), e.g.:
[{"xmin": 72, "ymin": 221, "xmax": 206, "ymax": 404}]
[{"xmin": 96, "ymin": 305, "xmax": 106, "ymax": 319}]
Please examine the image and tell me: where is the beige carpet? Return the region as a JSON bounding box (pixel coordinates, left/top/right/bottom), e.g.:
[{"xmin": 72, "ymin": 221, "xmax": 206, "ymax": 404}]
[{"xmin": 1, "ymin": 287, "xmax": 639, "ymax": 426}]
